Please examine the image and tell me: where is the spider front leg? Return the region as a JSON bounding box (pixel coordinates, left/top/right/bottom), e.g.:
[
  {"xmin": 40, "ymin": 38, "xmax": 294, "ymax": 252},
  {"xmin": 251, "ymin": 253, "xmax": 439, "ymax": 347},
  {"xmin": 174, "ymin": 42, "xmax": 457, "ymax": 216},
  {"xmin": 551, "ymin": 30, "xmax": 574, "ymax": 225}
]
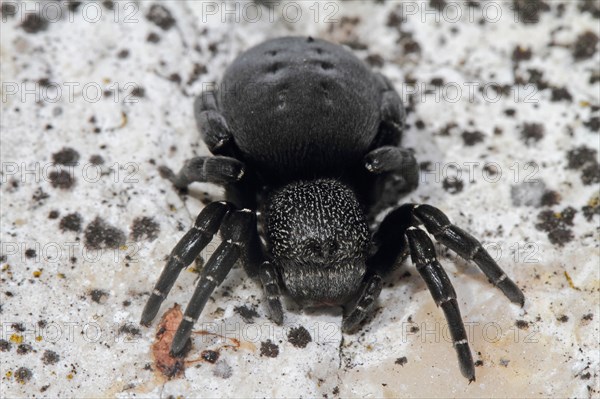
[
  {"xmin": 406, "ymin": 227, "xmax": 475, "ymax": 382},
  {"xmin": 364, "ymin": 147, "xmax": 419, "ymax": 192},
  {"xmin": 140, "ymin": 201, "xmax": 232, "ymax": 326},
  {"xmin": 194, "ymin": 90, "xmax": 235, "ymax": 155},
  {"xmin": 172, "ymin": 156, "xmax": 245, "ymax": 189},
  {"xmin": 342, "ymin": 273, "xmax": 383, "ymax": 333},
  {"xmin": 170, "ymin": 208, "xmax": 257, "ymax": 356},
  {"xmin": 259, "ymin": 261, "xmax": 284, "ymax": 325}
]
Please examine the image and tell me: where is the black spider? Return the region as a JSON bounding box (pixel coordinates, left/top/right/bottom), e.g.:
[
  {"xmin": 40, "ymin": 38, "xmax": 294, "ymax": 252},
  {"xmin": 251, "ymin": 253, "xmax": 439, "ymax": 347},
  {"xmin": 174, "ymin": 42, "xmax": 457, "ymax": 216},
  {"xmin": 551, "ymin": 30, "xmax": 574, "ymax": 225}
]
[{"xmin": 140, "ymin": 36, "xmax": 524, "ymax": 382}]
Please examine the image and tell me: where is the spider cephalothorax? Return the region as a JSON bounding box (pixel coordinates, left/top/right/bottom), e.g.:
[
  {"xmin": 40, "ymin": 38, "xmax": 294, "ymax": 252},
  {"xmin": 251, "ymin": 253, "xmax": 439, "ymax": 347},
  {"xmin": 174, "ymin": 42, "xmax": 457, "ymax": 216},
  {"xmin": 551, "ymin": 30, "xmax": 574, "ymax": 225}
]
[{"xmin": 140, "ymin": 36, "xmax": 524, "ymax": 382}]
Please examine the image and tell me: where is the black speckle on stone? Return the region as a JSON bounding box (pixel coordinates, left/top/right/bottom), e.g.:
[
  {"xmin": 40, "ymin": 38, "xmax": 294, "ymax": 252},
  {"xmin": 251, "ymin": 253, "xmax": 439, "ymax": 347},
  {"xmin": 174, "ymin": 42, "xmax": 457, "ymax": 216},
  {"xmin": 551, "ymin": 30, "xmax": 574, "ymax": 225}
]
[
  {"xmin": 117, "ymin": 49, "xmax": 130, "ymax": 59},
  {"xmin": 581, "ymin": 372, "xmax": 592, "ymax": 380},
  {"xmin": 523, "ymin": 68, "xmax": 549, "ymax": 90},
  {"xmin": 15, "ymin": 367, "xmax": 32, "ymax": 384},
  {"xmin": 512, "ymin": 0, "xmax": 550, "ymax": 24},
  {"xmin": 461, "ymin": 130, "xmax": 484, "ymax": 146},
  {"xmin": 12, "ymin": 323, "xmax": 26, "ymax": 332},
  {"xmin": 158, "ymin": 165, "xmax": 175, "ymax": 180},
  {"xmin": 504, "ymin": 108, "xmax": 516, "ymax": 117},
  {"xmin": 89, "ymin": 155, "xmax": 105, "ymax": 165},
  {"xmin": 550, "ymin": 87, "xmax": 572, "ymax": 102},
  {"xmin": 567, "ymin": 146, "xmax": 597, "ymax": 170},
  {"xmin": 442, "ymin": 178, "xmax": 463, "ymax": 194},
  {"xmin": 287, "ymin": 326, "xmax": 312, "ymax": 348},
  {"xmin": 89, "ymin": 289, "xmax": 109, "ymax": 304},
  {"xmin": 541, "ymin": 190, "xmax": 561, "ymax": 207},
  {"xmin": 582, "ymin": 313, "xmax": 594, "ymax": 321},
  {"xmin": 25, "ymin": 249, "xmax": 36, "ymax": 259},
  {"xmin": 102, "ymin": 0, "xmax": 114, "ymax": 10},
  {"xmin": 582, "ymin": 194, "xmax": 600, "ymax": 221},
  {"xmin": 60, "ymin": 213, "xmax": 82, "ymax": 233},
  {"xmin": 21, "ymin": 13, "xmax": 48, "ymax": 34},
  {"xmin": 67, "ymin": 1, "xmax": 82, "ymax": 12},
  {"xmin": 260, "ymin": 340, "xmax": 279, "ymax": 358},
  {"xmin": 535, "ymin": 207, "xmax": 576, "ymax": 246},
  {"xmin": 42, "ymin": 350, "xmax": 60, "ymax": 365},
  {"xmin": 146, "ymin": 4, "xmax": 176, "ymax": 30},
  {"xmin": 52, "ymin": 148, "xmax": 80, "ymax": 166},
  {"xmin": 365, "ymin": 53, "xmax": 384, "ymax": 68},
  {"xmin": 429, "ymin": 0, "xmax": 447, "ymax": 11},
  {"xmin": 130, "ymin": 217, "xmax": 160, "ymax": 241},
  {"xmin": 415, "ymin": 120, "xmax": 425, "ymax": 130},
  {"xmin": 512, "ymin": 45, "xmax": 532, "ymax": 63},
  {"xmin": 118, "ymin": 324, "xmax": 141, "ymax": 337},
  {"xmin": 395, "ymin": 356, "xmax": 408, "ymax": 366},
  {"xmin": 520, "ymin": 123, "xmax": 545, "ymax": 145},
  {"xmin": 474, "ymin": 360, "xmax": 484, "ymax": 367},
  {"xmin": 430, "ymin": 77, "xmax": 445, "ymax": 87},
  {"xmin": 84, "ymin": 217, "xmax": 126, "ymax": 249},
  {"xmin": 131, "ymin": 86, "xmax": 145, "ymax": 98},
  {"xmin": 515, "ymin": 320, "xmax": 529, "ymax": 330},
  {"xmin": 32, "ymin": 188, "xmax": 50, "ymax": 203},
  {"xmin": 0, "ymin": 339, "xmax": 11, "ymax": 352},
  {"xmin": 49, "ymin": 170, "xmax": 75, "ymax": 189},
  {"xmin": 557, "ymin": 314, "xmax": 569, "ymax": 323},
  {"xmin": 48, "ymin": 210, "xmax": 60, "ymax": 219},
  {"xmin": 573, "ymin": 31, "xmax": 598, "ymax": 61},
  {"xmin": 147, "ymin": 32, "xmax": 160, "ymax": 43},
  {"xmin": 17, "ymin": 344, "xmax": 33, "ymax": 355},
  {"xmin": 201, "ymin": 350, "xmax": 220, "ymax": 363},
  {"xmin": 579, "ymin": 0, "xmax": 600, "ymax": 18},
  {"xmin": 234, "ymin": 305, "xmax": 259, "ymax": 324},
  {"xmin": 581, "ymin": 163, "xmax": 600, "ymax": 185},
  {"xmin": 583, "ymin": 116, "xmax": 599, "ymax": 132}
]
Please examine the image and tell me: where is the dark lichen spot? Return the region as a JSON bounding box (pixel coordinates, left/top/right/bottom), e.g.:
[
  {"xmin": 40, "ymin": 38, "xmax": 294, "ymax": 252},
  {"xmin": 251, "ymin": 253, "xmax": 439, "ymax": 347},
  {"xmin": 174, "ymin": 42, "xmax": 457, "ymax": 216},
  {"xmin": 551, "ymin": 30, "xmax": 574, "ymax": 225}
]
[
  {"xmin": 147, "ymin": 32, "xmax": 160, "ymax": 43},
  {"xmin": 25, "ymin": 249, "xmax": 36, "ymax": 259},
  {"xmin": 582, "ymin": 313, "xmax": 594, "ymax": 321},
  {"xmin": 89, "ymin": 155, "xmax": 105, "ymax": 165},
  {"xmin": 0, "ymin": 339, "xmax": 11, "ymax": 352},
  {"xmin": 474, "ymin": 360, "xmax": 484, "ymax": 367},
  {"xmin": 89, "ymin": 289, "xmax": 109, "ymax": 304},
  {"xmin": 395, "ymin": 356, "xmax": 408, "ymax": 366},
  {"xmin": 260, "ymin": 340, "xmax": 279, "ymax": 358},
  {"xmin": 573, "ymin": 31, "xmax": 599, "ymax": 61},
  {"xmin": 52, "ymin": 148, "xmax": 80, "ymax": 166},
  {"xmin": 60, "ymin": 213, "xmax": 82, "ymax": 233},
  {"xmin": 512, "ymin": 45, "xmax": 532, "ymax": 63},
  {"xmin": 583, "ymin": 116, "xmax": 599, "ymax": 132},
  {"xmin": 535, "ymin": 207, "xmax": 576, "ymax": 246},
  {"xmin": 42, "ymin": 350, "xmax": 60, "ymax": 365},
  {"xmin": 541, "ymin": 190, "xmax": 561, "ymax": 207},
  {"xmin": 462, "ymin": 130, "xmax": 484, "ymax": 146},
  {"xmin": 567, "ymin": 146, "xmax": 597, "ymax": 170},
  {"xmin": 515, "ymin": 320, "xmax": 529, "ymax": 330},
  {"xmin": 557, "ymin": 314, "xmax": 569, "ymax": 323},
  {"xmin": 130, "ymin": 217, "xmax": 160, "ymax": 241},
  {"xmin": 520, "ymin": 123, "xmax": 544, "ymax": 145},
  {"xmin": 49, "ymin": 170, "xmax": 75, "ymax": 189},
  {"xmin": 512, "ymin": 0, "xmax": 550, "ymax": 24},
  {"xmin": 118, "ymin": 324, "xmax": 141, "ymax": 337},
  {"xmin": 233, "ymin": 305, "xmax": 259, "ymax": 324},
  {"xmin": 131, "ymin": 86, "xmax": 146, "ymax": 98},
  {"xmin": 582, "ymin": 194, "xmax": 600, "ymax": 221},
  {"xmin": 21, "ymin": 14, "xmax": 48, "ymax": 34},
  {"xmin": 550, "ymin": 87, "xmax": 572, "ymax": 102},
  {"xmin": 15, "ymin": 367, "xmax": 32, "ymax": 384},
  {"xmin": 84, "ymin": 217, "xmax": 126, "ymax": 249},
  {"xmin": 48, "ymin": 210, "xmax": 60, "ymax": 219},
  {"xmin": 581, "ymin": 163, "xmax": 600, "ymax": 185},
  {"xmin": 429, "ymin": 0, "xmax": 447, "ymax": 11},
  {"xmin": 201, "ymin": 350, "xmax": 219, "ymax": 363},
  {"xmin": 287, "ymin": 326, "xmax": 312, "ymax": 348},
  {"xmin": 442, "ymin": 177, "xmax": 464, "ymax": 194},
  {"xmin": 146, "ymin": 4, "xmax": 176, "ymax": 30}
]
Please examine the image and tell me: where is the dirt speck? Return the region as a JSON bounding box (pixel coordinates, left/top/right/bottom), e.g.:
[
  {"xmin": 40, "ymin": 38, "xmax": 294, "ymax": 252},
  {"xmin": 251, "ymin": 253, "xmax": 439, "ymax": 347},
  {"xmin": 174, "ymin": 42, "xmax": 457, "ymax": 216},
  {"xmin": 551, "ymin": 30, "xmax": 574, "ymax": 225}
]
[
  {"xmin": 52, "ymin": 148, "xmax": 80, "ymax": 166},
  {"xmin": 42, "ymin": 350, "xmax": 60, "ymax": 365},
  {"xmin": 512, "ymin": 0, "xmax": 550, "ymax": 24},
  {"xmin": 201, "ymin": 350, "xmax": 219, "ymax": 363},
  {"xmin": 535, "ymin": 207, "xmax": 576, "ymax": 246},
  {"xmin": 573, "ymin": 31, "xmax": 598, "ymax": 61},
  {"xmin": 442, "ymin": 178, "xmax": 464, "ymax": 194},
  {"xmin": 84, "ymin": 217, "xmax": 126, "ymax": 249},
  {"xmin": 146, "ymin": 4, "xmax": 176, "ymax": 30},
  {"xmin": 520, "ymin": 123, "xmax": 545, "ymax": 145},
  {"xmin": 234, "ymin": 305, "xmax": 259, "ymax": 324},
  {"xmin": 515, "ymin": 320, "xmax": 529, "ymax": 330},
  {"xmin": 15, "ymin": 367, "xmax": 32, "ymax": 384},
  {"xmin": 287, "ymin": 326, "xmax": 312, "ymax": 348},
  {"xmin": 21, "ymin": 14, "xmax": 48, "ymax": 33},
  {"xmin": 461, "ymin": 130, "xmax": 484, "ymax": 146},
  {"xmin": 130, "ymin": 216, "xmax": 160, "ymax": 241},
  {"xmin": 89, "ymin": 289, "xmax": 109, "ymax": 304},
  {"xmin": 60, "ymin": 213, "xmax": 82, "ymax": 232},
  {"xmin": 557, "ymin": 314, "xmax": 569, "ymax": 323},
  {"xmin": 49, "ymin": 170, "xmax": 75, "ymax": 189},
  {"xmin": 153, "ymin": 304, "xmax": 191, "ymax": 379},
  {"xmin": 395, "ymin": 356, "xmax": 408, "ymax": 366},
  {"xmin": 260, "ymin": 340, "xmax": 279, "ymax": 358}
]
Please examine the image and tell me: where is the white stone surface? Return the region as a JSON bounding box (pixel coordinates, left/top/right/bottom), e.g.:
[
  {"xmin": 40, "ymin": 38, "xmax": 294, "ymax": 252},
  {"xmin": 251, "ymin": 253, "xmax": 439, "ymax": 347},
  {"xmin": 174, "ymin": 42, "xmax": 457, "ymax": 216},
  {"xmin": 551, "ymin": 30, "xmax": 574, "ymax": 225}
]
[{"xmin": 1, "ymin": 1, "xmax": 598, "ymax": 398}]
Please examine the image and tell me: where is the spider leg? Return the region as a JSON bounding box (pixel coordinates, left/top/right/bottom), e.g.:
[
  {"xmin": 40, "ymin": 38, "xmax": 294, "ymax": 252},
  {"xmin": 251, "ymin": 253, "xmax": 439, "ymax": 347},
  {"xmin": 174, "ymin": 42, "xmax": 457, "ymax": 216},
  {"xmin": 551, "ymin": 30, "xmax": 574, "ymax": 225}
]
[
  {"xmin": 363, "ymin": 146, "xmax": 419, "ymax": 191},
  {"xmin": 140, "ymin": 201, "xmax": 231, "ymax": 326},
  {"xmin": 405, "ymin": 227, "xmax": 475, "ymax": 382},
  {"xmin": 259, "ymin": 261, "xmax": 284, "ymax": 325},
  {"xmin": 342, "ymin": 273, "xmax": 383, "ymax": 333},
  {"xmin": 170, "ymin": 208, "xmax": 256, "ymax": 356},
  {"xmin": 413, "ymin": 204, "xmax": 525, "ymax": 306},
  {"xmin": 194, "ymin": 91, "xmax": 235, "ymax": 155},
  {"xmin": 172, "ymin": 156, "xmax": 245, "ymax": 189}
]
